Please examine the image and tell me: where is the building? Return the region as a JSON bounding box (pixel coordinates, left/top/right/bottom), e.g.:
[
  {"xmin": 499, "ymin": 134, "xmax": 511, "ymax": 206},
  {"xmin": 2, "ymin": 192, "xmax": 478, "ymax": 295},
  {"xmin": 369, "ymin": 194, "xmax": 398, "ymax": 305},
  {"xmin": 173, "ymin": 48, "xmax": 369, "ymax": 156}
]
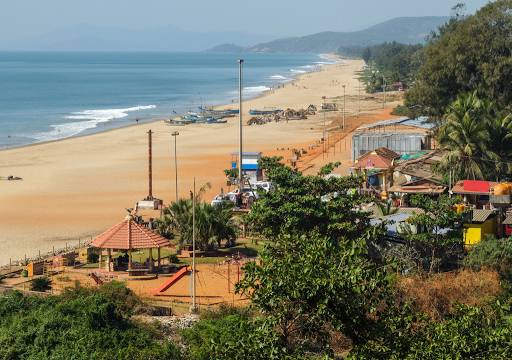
[
  {"xmin": 463, "ymin": 209, "xmax": 497, "ymax": 246},
  {"xmin": 352, "ymin": 147, "xmax": 400, "ymax": 194},
  {"xmin": 451, "ymin": 180, "xmax": 498, "ymax": 209},
  {"xmin": 231, "ymin": 152, "xmax": 263, "ymax": 184},
  {"xmin": 351, "ymin": 117, "xmax": 434, "ymax": 161},
  {"xmin": 389, "ymin": 150, "xmax": 447, "ymax": 205}
]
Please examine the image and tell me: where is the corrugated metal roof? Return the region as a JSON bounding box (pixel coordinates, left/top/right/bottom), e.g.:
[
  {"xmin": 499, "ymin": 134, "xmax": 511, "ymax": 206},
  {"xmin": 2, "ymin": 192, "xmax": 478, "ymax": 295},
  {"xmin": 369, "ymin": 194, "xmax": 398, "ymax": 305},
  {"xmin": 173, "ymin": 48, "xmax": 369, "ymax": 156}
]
[
  {"xmin": 355, "ymin": 116, "xmax": 434, "ymax": 131},
  {"xmin": 471, "ymin": 209, "xmax": 495, "ymax": 223}
]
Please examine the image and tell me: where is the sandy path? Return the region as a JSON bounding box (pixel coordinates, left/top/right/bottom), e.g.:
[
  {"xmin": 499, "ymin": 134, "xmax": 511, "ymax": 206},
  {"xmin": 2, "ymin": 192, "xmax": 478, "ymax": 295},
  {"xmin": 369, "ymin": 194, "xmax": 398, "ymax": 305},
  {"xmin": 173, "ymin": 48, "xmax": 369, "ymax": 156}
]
[{"xmin": 0, "ymin": 58, "xmax": 400, "ymax": 264}]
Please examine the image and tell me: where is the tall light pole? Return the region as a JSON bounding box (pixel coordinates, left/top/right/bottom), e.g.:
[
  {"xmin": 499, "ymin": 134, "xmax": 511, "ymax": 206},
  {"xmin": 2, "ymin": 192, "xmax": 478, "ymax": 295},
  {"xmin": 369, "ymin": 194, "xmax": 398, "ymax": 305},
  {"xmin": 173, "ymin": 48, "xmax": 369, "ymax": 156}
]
[
  {"xmin": 383, "ymin": 75, "xmax": 387, "ymax": 109},
  {"xmin": 171, "ymin": 131, "xmax": 179, "ymax": 202},
  {"xmin": 342, "ymin": 84, "xmax": 346, "ymax": 130},
  {"xmin": 191, "ymin": 177, "xmax": 197, "ymax": 313},
  {"xmin": 238, "ymin": 59, "xmax": 244, "ymax": 192}
]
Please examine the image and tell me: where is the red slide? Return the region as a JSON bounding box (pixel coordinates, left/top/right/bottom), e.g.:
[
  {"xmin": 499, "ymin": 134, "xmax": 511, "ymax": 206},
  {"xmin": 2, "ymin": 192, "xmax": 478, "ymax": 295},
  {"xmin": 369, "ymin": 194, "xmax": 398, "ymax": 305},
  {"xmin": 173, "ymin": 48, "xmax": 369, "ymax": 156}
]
[{"xmin": 153, "ymin": 266, "xmax": 189, "ymax": 295}]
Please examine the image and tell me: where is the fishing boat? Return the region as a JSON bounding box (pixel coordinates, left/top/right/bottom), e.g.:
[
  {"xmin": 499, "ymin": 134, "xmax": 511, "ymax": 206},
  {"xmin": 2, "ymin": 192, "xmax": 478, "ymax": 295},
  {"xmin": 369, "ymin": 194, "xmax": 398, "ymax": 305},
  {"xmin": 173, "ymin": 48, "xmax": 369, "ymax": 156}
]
[{"xmin": 249, "ymin": 109, "xmax": 282, "ymax": 116}]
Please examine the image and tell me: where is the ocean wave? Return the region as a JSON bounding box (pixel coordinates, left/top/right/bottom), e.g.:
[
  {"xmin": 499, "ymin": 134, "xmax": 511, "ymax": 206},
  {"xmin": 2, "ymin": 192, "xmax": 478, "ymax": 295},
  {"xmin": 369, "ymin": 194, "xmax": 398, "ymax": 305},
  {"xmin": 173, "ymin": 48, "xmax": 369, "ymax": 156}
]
[
  {"xmin": 244, "ymin": 86, "xmax": 270, "ymax": 94},
  {"xmin": 270, "ymin": 74, "xmax": 289, "ymax": 80},
  {"xmin": 290, "ymin": 69, "xmax": 308, "ymax": 74},
  {"xmin": 31, "ymin": 105, "xmax": 156, "ymax": 142}
]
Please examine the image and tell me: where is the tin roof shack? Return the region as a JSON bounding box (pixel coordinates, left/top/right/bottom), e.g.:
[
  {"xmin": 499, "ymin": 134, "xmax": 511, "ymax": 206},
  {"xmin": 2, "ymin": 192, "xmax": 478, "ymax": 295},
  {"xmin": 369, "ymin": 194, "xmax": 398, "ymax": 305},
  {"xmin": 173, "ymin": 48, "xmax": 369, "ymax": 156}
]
[
  {"xmin": 389, "ymin": 151, "xmax": 447, "ymax": 206},
  {"xmin": 451, "ymin": 180, "xmax": 498, "ymax": 209},
  {"xmin": 351, "ymin": 117, "xmax": 434, "ymax": 161},
  {"xmin": 352, "ymin": 147, "xmax": 400, "ymax": 198},
  {"xmin": 231, "ymin": 152, "xmax": 263, "ymax": 185},
  {"xmin": 463, "ymin": 209, "xmax": 497, "ymax": 246}
]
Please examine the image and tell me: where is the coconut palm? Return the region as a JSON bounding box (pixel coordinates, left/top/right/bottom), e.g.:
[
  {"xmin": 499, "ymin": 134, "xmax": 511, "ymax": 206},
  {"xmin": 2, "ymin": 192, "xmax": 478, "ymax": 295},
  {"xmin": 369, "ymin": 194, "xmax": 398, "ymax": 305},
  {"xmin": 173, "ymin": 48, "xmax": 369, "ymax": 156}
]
[
  {"xmin": 437, "ymin": 92, "xmax": 491, "ymax": 181},
  {"xmin": 486, "ymin": 113, "xmax": 512, "ymax": 180},
  {"xmin": 156, "ymin": 198, "xmax": 237, "ymax": 251}
]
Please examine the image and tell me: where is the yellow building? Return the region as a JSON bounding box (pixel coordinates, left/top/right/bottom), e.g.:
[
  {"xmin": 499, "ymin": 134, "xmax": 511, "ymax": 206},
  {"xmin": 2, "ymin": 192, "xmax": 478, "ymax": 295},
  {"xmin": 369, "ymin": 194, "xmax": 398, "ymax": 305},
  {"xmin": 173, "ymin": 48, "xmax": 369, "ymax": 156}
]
[{"xmin": 463, "ymin": 209, "xmax": 496, "ymax": 246}]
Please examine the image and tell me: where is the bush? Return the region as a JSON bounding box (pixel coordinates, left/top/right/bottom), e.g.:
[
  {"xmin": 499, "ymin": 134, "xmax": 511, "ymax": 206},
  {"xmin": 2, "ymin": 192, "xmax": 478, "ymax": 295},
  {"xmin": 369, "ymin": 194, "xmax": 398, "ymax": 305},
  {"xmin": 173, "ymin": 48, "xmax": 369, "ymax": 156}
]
[
  {"xmin": 30, "ymin": 276, "xmax": 52, "ymax": 292},
  {"xmin": 464, "ymin": 236, "xmax": 512, "ymax": 276},
  {"xmin": 397, "ymin": 270, "xmax": 502, "ymax": 320},
  {"xmin": 0, "ymin": 284, "xmax": 182, "ymax": 359}
]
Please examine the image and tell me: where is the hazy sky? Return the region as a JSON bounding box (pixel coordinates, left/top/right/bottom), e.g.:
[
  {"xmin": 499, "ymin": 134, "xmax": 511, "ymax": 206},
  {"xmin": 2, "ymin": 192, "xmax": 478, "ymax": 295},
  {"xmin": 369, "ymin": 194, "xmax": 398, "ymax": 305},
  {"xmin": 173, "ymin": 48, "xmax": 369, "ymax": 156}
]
[{"xmin": 1, "ymin": 0, "xmax": 491, "ymax": 39}]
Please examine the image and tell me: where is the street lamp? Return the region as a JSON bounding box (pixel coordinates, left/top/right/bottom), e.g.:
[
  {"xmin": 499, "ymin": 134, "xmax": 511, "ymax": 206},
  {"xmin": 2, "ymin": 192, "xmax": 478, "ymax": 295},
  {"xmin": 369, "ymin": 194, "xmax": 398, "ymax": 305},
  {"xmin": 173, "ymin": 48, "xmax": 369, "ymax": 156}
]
[
  {"xmin": 171, "ymin": 131, "xmax": 179, "ymax": 202},
  {"xmin": 238, "ymin": 59, "xmax": 244, "ymax": 192},
  {"xmin": 342, "ymin": 84, "xmax": 346, "ymax": 130}
]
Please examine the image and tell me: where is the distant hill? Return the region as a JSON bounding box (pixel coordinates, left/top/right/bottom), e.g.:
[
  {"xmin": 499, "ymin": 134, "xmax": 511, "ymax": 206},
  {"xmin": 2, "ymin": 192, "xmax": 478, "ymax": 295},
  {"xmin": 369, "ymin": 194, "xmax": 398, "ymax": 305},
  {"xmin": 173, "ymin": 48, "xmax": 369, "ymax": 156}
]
[
  {"xmin": 1, "ymin": 25, "xmax": 274, "ymax": 52},
  {"xmin": 209, "ymin": 17, "xmax": 449, "ymax": 54}
]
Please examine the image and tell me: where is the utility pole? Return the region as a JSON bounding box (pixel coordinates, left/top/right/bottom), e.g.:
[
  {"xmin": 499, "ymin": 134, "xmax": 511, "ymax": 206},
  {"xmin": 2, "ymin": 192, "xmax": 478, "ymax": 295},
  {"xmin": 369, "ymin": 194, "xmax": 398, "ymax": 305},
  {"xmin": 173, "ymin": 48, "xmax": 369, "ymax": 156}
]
[
  {"xmin": 172, "ymin": 131, "xmax": 179, "ymax": 201},
  {"xmin": 147, "ymin": 130, "xmax": 153, "ymax": 200},
  {"xmin": 383, "ymin": 75, "xmax": 387, "ymax": 109},
  {"xmin": 358, "ymin": 79, "xmax": 361, "ymax": 117},
  {"xmin": 342, "ymin": 84, "xmax": 346, "ymax": 130},
  {"xmin": 238, "ymin": 59, "xmax": 244, "ymax": 193},
  {"xmin": 191, "ymin": 177, "xmax": 197, "ymax": 313}
]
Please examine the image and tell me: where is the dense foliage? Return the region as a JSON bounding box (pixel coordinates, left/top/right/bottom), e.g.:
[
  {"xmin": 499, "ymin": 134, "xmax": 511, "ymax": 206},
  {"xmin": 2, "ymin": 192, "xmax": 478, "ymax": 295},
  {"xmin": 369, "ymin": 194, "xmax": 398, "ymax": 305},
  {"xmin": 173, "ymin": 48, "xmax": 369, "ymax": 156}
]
[
  {"xmin": 247, "ymin": 157, "xmax": 373, "ymax": 243},
  {"xmin": 406, "ymin": 0, "xmax": 512, "ymax": 117},
  {"xmin": 403, "ymin": 195, "xmax": 465, "ymax": 273},
  {"xmin": 156, "ymin": 199, "xmax": 237, "ymax": 251},
  {"xmin": 360, "ymin": 42, "xmax": 422, "ymax": 92},
  {"xmin": 464, "ymin": 236, "xmax": 512, "ymax": 276},
  {"xmin": 436, "ymin": 92, "xmax": 512, "ymax": 181},
  {"xmin": 0, "ymin": 283, "xmax": 181, "ymax": 360}
]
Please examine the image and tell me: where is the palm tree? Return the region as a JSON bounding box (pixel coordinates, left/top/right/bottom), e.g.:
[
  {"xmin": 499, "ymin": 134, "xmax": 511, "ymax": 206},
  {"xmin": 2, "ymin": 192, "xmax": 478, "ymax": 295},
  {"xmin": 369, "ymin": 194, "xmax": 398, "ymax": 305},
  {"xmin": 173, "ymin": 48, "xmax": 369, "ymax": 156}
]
[
  {"xmin": 486, "ymin": 114, "xmax": 512, "ymax": 180},
  {"xmin": 156, "ymin": 199, "xmax": 237, "ymax": 251},
  {"xmin": 437, "ymin": 92, "xmax": 490, "ymax": 181}
]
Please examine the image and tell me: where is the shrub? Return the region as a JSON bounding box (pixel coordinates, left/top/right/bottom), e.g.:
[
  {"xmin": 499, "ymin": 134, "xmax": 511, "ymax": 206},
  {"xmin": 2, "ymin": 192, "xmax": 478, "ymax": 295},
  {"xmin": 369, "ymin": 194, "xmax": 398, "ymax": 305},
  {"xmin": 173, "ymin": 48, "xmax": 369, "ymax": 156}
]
[
  {"xmin": 397, "ymin": 270, "xmax": 502, "ymax": 320},
  {"xmin": 0, "ymin": 284, "xmax": 182, "ymax": 359},
  {"xmin": 30, "ymin": 276, "xmax": 52, "ymax": 292},
  {"xmin": 464, "ymin": 236, "xmax": 512, "ymax": 276}
]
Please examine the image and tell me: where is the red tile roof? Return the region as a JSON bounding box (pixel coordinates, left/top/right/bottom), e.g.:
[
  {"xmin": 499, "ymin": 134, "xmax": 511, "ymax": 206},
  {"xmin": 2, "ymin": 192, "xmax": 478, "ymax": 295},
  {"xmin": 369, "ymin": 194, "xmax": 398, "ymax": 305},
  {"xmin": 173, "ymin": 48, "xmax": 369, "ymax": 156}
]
[{"xmin": 92, "ymin": 217, "xmax": 171, "ymax": 250}]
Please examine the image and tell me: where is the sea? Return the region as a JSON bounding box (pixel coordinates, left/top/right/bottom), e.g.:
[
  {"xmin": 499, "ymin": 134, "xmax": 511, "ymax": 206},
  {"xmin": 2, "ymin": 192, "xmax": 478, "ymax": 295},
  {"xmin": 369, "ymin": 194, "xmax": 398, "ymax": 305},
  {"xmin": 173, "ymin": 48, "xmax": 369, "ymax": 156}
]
[{"xmin": 0, "ymin": 52, "xmax": 335, "ymax": 148}]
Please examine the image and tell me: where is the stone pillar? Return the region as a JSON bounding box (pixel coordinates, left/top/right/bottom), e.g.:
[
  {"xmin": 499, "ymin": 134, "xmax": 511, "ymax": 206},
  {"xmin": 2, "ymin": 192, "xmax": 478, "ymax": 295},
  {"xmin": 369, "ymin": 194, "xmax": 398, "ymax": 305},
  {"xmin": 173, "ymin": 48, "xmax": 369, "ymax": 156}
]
[
  {"xmin": 128, "ymin": 249, "xmax": 133, "ymax": 270},
  {"xmin": 157, "ymin": 247, "xmax": 161, "ymax": 270},
  {"xmin": 107, "ymin": 249, "xmax": 112, "ymax": 272},
  {"xmin": 148, "ymin": 248, "xmax": 154, "ymax": 272}
]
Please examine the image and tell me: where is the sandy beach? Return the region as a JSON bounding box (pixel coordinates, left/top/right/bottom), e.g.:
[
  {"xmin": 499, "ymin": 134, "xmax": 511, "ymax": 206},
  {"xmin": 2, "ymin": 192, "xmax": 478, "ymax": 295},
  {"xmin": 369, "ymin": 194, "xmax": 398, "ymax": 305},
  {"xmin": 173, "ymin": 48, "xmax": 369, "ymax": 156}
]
[{"xmin": 0, "ymin": 58, "xmax": 401, "ymax": 264}]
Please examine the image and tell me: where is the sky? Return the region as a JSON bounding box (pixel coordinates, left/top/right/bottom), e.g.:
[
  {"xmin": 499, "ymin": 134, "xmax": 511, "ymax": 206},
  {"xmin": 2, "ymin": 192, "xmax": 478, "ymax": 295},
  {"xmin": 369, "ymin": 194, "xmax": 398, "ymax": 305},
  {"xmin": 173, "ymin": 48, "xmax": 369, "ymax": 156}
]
[{"xmin": 0, "ymin": 0, "xmax": 491, "ymax": 44}]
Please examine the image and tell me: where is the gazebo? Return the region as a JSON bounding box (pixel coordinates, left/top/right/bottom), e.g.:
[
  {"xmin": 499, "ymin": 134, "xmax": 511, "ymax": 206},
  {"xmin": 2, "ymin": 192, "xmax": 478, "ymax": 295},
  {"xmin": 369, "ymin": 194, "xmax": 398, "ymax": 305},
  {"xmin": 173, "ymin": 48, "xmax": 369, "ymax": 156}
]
[{"xmin": 92, "ymin": 216, "xmax": 171, "ymax": 274}]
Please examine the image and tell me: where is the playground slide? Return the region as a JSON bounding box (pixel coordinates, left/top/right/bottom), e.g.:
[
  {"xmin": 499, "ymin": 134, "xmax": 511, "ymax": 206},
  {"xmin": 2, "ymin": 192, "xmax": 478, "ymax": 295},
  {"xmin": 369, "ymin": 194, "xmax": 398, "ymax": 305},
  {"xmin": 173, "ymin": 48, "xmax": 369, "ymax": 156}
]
[{"xmin": 153, "ymin": 266, "xmax": 189, "ymax": 295}]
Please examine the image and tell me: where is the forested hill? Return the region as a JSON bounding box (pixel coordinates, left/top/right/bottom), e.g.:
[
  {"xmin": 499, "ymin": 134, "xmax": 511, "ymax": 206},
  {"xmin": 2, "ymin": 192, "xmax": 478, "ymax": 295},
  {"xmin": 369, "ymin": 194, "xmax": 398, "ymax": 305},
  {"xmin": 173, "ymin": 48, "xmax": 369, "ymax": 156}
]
[{"xmin": 209, "ymin": 16, "xmax": 448, "ymax": 53}]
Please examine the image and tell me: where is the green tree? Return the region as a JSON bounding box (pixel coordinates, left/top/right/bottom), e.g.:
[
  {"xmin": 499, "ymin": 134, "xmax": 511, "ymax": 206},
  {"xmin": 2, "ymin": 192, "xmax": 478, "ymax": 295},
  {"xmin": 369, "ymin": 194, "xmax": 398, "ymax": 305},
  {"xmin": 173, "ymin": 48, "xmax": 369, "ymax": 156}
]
[
  {"xmin": 237, "ymin": 232, "xmax": 389, "ymax": 355},
  {"xmin": 405, "ymin": 195, "xmax": 465, "ymax": 274},
  {"xmin": 247, "ymin": 156, "xmax": 371, "ymax": 242},
  {"xmin": 157, "ymin": 200, "xmax": 237, "ymax": 251},
  {"xmin": 436, "ymin": 92, "xmax": 491, "ymax": 181},
  {"xmin": 406, "ymin": 0, "xmax": 512, "ymax": 116}
]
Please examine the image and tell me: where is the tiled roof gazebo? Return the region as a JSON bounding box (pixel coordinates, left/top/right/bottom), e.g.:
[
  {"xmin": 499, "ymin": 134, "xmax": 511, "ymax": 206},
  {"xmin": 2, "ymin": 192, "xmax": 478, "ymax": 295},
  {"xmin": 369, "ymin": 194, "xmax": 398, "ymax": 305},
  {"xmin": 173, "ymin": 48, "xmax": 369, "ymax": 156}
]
[{"xmin": 92, "ymin": 216, "xmax": 171, "ymax": 272}]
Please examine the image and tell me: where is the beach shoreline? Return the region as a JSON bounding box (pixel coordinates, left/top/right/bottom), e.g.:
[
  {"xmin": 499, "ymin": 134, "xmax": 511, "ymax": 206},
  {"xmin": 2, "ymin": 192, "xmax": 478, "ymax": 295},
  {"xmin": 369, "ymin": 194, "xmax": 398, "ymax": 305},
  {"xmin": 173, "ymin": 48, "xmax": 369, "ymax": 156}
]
[
  {"xmin": 0, "ymin": 53, "xmax": 339, "ymax": 151},
  {"xmin": 0, "ymin": 57, "xmax": 401, "ymax": 265}
]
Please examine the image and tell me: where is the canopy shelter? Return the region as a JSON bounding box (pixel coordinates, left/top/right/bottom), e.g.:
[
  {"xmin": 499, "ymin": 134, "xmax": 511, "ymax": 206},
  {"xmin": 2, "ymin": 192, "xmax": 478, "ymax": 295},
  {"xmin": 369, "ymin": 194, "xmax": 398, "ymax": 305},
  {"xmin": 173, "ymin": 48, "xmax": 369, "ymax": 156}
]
[{"xmin": 92, "ymin": 216, "xmax": 171, "ymax": 273}]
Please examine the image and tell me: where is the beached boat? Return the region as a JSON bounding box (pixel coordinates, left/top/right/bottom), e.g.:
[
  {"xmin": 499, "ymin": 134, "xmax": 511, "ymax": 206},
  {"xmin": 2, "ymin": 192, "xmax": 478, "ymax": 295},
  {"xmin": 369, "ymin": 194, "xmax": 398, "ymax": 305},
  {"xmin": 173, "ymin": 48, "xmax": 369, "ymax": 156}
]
[{"xmin": 249, "ymin": 109, "xmax": 282, "ymax": 116}]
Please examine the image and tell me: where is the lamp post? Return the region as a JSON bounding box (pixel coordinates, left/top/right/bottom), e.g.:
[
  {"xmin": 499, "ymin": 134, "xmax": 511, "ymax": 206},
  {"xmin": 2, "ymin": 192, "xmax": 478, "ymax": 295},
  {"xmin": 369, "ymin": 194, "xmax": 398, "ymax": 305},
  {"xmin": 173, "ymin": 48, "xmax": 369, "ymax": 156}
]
[
  {"xmin": 238, "ymin": 59, "xmax": 244, "ymax": 192},
  {"xmin": 342, "ymin": 84, "xmax": 346, "ymax": 130},
  {"xmin": 191, "ymin": 177, "xmax": 197, "ymax": 313},
  {"xmin": 382, "ymin": 75, "xmax": 387, "ymax": 109},
  {"xmin": 171, "ymin": 131, "xmax": 179, "ymax": 202}
]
